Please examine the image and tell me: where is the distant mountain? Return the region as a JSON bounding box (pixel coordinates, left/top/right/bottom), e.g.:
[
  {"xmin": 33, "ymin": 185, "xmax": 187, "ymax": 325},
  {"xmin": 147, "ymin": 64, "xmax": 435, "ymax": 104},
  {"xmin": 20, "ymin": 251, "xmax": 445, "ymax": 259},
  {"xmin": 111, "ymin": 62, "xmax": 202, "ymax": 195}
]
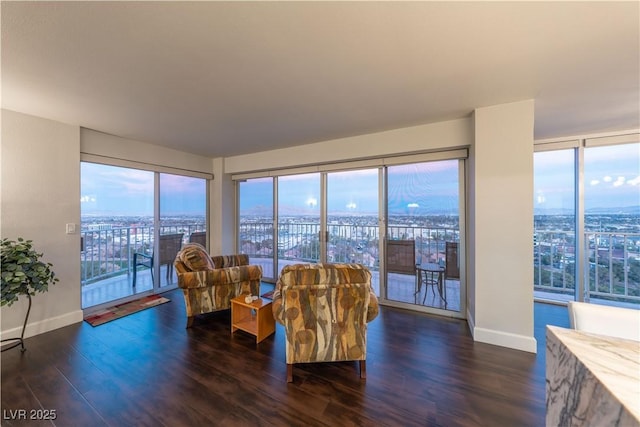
[
  {"xmin": 585, "ymin": 206, "xmax": 640, "ymax": 215},
  {"xmin": 535, "ymin": 206, "xmax": 640, "ymax": 216},
  {"xmin": 533, "ymin": 208, "xmax": 574, "ymax": 215},
  {"xmin": 240, "ymin": 205, "xmax": 274, "ymax": 216}
]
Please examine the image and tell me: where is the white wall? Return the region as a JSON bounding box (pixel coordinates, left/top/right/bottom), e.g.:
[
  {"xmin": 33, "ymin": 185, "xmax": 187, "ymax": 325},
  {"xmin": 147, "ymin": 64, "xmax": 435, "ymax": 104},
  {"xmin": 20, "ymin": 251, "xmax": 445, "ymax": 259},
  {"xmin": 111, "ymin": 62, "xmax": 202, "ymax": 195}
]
[
  {"xmin": 469, "ymin": 100, "xmax": 537, "ymax": 353},
  {"xmin": 1, "ymin": 115, "xmax": 216, "ymax": 340},
  {"xmin": 224, "ymin": 111, "xmax": 539, "ymax": 352},
  {"xmin": 81, "ymin": 128, "xmax": 213, "ymax": 174},
  {"xmin": 1, "ymin": 109, "xmax": 83, "ymax": 338},
  {"xmin": 1, "ymin": 104, "xmax": 540, "ymax": 353},
  {"xmin": 225, "ymin": 118, "xmax": 472, "ymax": 173}
]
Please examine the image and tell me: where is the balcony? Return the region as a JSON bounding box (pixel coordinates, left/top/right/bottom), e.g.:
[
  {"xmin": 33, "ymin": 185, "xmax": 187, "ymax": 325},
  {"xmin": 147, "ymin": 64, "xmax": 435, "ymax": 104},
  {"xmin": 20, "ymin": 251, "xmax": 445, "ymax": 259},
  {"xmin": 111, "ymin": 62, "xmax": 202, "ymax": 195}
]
[
  {"xmin": 243, "ymin": 221, "xmax": 462, "ymax": 311},
  {"xmin": 81, "ymin": 223, "xmax": 639, "ymax": 311},
  {"xmin": 534, "ymin": 230, "xmax": 640, "ymax": 308},
  {"xmin": 81, "ymin": 224, "xmax": 204, "ymax": 308}
]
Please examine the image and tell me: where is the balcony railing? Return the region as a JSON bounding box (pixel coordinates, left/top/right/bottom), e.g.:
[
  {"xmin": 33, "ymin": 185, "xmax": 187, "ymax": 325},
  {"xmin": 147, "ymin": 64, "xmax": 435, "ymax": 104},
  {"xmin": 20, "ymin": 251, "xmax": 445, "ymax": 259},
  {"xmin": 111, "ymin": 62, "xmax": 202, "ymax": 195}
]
[
  {"xmin": 81, "ymin": 224, "xmax": 204, "ymax": 285},
  {"xmin": 533, "ymin": 230, "xmax": 640, "ymax": 304},
  {"xmin": 81, "ymin": 221, "xmax": 640, "ymax": 307},
  {"xmin": 240, "ymin": 221, "xmax": 461, "ymax": 270}
]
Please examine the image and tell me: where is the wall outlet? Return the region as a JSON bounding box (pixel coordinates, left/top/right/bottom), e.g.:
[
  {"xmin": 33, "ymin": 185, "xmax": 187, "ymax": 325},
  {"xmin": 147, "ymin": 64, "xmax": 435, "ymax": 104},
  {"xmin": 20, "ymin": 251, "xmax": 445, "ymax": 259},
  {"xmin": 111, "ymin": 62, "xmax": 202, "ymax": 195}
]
[{"xmin": 66, "ymin": 223, "xmax": 77, "ymax": 234}]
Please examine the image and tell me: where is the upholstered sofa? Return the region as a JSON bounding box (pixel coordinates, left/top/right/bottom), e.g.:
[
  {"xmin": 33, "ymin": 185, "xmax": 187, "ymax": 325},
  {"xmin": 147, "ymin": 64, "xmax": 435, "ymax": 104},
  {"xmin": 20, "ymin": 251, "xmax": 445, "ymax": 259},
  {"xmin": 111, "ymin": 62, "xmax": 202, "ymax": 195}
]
[
  {"xmin": 174, "ymin": 243, "xmax": 262, "ymax": 327},
  {"xmin": 272, "ymin": 263, "xmax": 379, "ymax": 382},
  {"xmin": 568, "ymin": 301, "xmax": 640, "ymax": 341}
]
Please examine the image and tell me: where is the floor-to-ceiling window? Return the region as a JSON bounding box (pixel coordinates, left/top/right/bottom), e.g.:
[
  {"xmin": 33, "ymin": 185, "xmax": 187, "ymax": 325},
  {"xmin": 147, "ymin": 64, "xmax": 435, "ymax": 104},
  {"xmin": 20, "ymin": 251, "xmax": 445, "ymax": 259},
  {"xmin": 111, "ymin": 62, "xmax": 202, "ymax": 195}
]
[
  {"xmin": 238, "ymin": 177, "xmax": 275, "ymax": 280},
  {"xmin": 534, "ymin": 134, "xmax": 639, "ymax": 309},
  {"xmin": 533, "ymin": 149, "xmax": 576, "ymax": 302},
  {"xmin": 159, "ymin": 173, "xmax": 207, "ymax": 289},
  {"xmin": 584, "ymin": 142, "xmax": 639, "ymax": 307},
  {"xmin": 277, "ymin": 173, "xmax": 321, "ymax": 274},
  {"xmin": 239, "ymin": 171, "xmax": 380, "ymax": 283},
  {"xmin": 81, "ymin": 162, "xmax": 208, "ymax": 309},
  {"xmin": 234, "ymin": 149, "xmax": 467, "ymax": 318},
  {"xmin": 386, "ymin": 160, "xmax": 463, "ymax": 314},
  {"xmin": 81, "ymin": 163, "xmax": 154, "ymax": 308},
  {"xmin": 327, "ymin": 169, "xmax": 380, "ymax": 294}
]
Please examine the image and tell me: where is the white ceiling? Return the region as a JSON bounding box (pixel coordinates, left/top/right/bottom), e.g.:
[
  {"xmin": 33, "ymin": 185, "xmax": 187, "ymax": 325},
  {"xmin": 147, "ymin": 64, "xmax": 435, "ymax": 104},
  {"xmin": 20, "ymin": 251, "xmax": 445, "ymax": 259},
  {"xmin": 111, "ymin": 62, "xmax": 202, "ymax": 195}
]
[{"xmin": 2, "ymin": 1, "xmax": 639, "ymax": 158}]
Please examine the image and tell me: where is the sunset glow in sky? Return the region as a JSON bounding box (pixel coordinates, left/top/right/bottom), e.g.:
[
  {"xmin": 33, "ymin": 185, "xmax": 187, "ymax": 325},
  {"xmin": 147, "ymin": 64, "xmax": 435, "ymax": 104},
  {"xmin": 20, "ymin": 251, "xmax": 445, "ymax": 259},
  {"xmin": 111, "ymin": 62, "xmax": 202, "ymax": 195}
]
[{"xmin": 81, "ymin": 143, "xmax": 639, "ymax": 217}]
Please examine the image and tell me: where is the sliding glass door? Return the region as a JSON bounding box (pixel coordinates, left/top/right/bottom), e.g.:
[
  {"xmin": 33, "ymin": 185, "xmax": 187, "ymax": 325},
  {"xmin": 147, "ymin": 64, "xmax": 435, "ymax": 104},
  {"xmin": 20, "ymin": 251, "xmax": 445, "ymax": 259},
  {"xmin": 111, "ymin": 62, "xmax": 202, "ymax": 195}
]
[
  {"xmin": 81, "ymin": 162, "xmax": 208, "ymax": 309},
  {"xmin": 159, "ymin": 173, "xmax": 207, "ymax": 289},
  {"xmin": 81, "ymin": 163, "xmax": 155, "ymax": 308},
  {"xmin": 238, "ymin": 177, "xmax": 275, "ymax": 280},
  {"xmin": 277, "ymin": 173, "xmax": 321, "ymax": 274},
  {"xmin": 235, "ymin": 156, "xmax": 466, "ymax": 318},
  {"xmin": 327, "ymin": 169, "xmax": 380, "ymax": 295},
  {"xmin": 386, "ymin": 160, "xmax": 462, "ymax": 314}
]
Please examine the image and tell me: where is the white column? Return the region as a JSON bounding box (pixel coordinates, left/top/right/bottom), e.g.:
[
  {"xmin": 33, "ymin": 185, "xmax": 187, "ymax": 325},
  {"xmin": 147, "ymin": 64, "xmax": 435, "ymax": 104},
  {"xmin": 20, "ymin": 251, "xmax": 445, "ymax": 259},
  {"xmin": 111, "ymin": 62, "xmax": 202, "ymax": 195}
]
[
  {"xmin": 210, "ymin": 157, "xmax": 235, "ymax": 255},
  {"xmin": 469, "ymin": 100, "xmax": 537, "ymax": 353}
]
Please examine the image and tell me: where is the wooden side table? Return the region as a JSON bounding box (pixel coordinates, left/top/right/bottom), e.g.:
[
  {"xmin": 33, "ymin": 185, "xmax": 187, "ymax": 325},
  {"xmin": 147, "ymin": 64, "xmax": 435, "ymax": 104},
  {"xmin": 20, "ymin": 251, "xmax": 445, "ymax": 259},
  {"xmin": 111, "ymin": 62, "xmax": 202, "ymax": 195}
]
[{"xmin": 231, "ymin": 296, "xmax": 275, "ymax": 343}]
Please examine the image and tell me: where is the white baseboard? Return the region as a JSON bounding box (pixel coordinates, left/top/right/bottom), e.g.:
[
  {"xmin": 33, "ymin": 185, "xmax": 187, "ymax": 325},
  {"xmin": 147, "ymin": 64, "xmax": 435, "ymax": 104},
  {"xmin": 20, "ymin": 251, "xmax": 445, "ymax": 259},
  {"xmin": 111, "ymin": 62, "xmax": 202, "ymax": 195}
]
[
  {"xmin": 466, "ymin": 306, "xmax": 537, "ymax": 353},
  {"xmin": 473, "ymin": 326, "xmax": 538, "ymax": 353},
  {"xmin": 1, "ymin": 310, "xmax": 84, "ymax": 341}
]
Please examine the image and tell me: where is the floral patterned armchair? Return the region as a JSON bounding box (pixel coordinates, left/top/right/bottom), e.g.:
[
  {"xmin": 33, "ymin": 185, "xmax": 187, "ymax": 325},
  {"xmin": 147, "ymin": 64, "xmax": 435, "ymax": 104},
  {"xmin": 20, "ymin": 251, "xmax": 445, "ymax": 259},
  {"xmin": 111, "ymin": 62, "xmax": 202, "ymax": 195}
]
[
  {"xmin": 272, "ymin": 263, "xmax": 379, "ymax": 382},
  {"xmin": 174, "ymin": 243, "xmax": 262, "ymax": 327}
]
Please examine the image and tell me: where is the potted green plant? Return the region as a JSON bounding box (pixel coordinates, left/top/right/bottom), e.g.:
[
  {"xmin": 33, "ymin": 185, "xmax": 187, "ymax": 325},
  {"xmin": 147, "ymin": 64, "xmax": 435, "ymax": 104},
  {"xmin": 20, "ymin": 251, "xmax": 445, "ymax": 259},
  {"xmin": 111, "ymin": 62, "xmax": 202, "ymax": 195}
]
[{"xmin": 1, "ymin": 237, "xmax": 59, "ymax": 352}]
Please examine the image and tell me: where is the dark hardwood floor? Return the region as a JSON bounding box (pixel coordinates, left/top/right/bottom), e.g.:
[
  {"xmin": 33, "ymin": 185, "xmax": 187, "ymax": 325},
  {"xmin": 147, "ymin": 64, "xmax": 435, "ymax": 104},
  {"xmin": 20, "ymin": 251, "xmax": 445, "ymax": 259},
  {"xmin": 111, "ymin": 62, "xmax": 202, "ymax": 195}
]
[{"xmin": 1, "ymin": 286, "xmax": 569, "ymax": 426}]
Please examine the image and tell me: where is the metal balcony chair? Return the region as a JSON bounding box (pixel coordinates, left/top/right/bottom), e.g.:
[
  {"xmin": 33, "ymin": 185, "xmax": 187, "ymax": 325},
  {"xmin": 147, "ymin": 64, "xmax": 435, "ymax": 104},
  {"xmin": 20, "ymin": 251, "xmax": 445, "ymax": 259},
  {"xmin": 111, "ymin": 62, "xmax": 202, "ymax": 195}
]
[{"xmin": 133, "ymin": 233, "xmax": 184, "ymax": 287}]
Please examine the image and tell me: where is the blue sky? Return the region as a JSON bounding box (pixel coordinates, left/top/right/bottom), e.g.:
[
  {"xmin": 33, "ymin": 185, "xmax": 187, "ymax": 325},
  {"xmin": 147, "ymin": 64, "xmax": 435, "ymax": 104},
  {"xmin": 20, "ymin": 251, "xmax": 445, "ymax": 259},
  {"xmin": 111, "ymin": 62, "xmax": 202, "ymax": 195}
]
[
  {"xmin": 81, "ymin": 163, "xmax": 206, "ymax": 216},
  {"xmin": 82, "ymin": 144, "xmax": 639, "ymax": 217},
  {"xmin": 240, "ymin": 161, "xmax": 461, "ymax": 216},
  {"xmin": 534, "ymin": 143, "xmax": 639, "ymax": 213}
]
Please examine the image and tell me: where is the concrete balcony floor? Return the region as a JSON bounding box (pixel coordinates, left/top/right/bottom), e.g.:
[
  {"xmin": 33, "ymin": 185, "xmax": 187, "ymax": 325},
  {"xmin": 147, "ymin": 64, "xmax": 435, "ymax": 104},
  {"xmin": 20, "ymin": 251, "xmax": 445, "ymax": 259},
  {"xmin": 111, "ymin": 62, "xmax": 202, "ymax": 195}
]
[{"xmin": 82, "ymin": 262, "xmax": 461, "ymax": 312}]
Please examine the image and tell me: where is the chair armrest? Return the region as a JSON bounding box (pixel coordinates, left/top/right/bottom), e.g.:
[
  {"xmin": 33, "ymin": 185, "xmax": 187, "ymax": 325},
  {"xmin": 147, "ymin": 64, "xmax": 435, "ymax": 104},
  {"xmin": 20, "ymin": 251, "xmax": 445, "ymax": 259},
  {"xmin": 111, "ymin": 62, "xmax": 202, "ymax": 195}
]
[
  {"xmin": 272, "ymin": 288, "xmax": 285, "ymax": 326},
  {"xmin": 133, "ymin": 252, "xmax": 153, "ymax": 267},
  {"xmin": 367, "ymin": 290, "xmax": 379, "ymax": 322},
  {"xmin": 177, "ymin": 265, "xmax": 262, "ymax": 289}
]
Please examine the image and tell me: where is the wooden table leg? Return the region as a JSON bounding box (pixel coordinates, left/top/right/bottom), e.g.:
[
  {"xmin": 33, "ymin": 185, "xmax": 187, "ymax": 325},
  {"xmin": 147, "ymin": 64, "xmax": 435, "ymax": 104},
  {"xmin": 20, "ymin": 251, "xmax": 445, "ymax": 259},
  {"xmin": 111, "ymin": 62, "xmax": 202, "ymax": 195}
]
[
  {"xmin": 360, "ymin": 360, "xmax": 367, "ymax": 379},
  {"xmin": 286, "ymin": 364, "xmax": 293, "ymax": 383}
]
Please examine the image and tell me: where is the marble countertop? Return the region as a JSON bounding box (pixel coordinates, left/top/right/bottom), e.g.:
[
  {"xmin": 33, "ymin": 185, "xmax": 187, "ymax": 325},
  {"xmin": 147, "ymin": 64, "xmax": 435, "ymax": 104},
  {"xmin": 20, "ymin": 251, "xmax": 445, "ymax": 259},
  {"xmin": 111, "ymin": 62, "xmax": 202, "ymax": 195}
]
[{"xmin": 547, "ymin": 325, "xmax": 640, "ymax": 424}]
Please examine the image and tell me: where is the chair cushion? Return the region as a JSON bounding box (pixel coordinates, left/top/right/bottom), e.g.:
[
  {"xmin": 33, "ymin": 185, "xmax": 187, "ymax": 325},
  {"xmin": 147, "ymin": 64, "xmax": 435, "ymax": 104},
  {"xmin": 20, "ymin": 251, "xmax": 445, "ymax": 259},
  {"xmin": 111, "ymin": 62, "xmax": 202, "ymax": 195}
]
[{"xmin": 178, "ymin": 243, "xmax": 215, "ymax": 271}]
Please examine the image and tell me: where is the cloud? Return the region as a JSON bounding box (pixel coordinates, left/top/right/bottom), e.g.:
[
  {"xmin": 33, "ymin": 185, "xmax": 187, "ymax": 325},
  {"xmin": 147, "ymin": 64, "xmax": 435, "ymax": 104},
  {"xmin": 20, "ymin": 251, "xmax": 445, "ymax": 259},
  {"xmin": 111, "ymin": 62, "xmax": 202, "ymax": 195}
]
[{"xmin": 613, "ymin": 176, "xmax": 625, "ymax": 187}]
